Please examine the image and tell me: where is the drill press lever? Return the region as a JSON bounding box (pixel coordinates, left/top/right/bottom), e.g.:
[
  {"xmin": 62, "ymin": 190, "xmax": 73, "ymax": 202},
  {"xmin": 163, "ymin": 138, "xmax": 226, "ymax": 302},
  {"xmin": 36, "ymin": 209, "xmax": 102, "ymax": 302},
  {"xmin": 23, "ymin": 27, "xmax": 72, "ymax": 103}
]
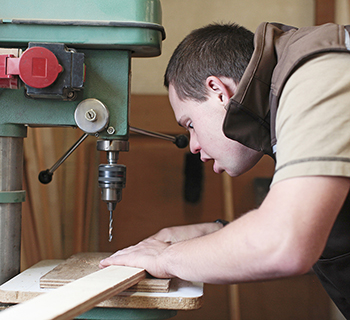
[
  {"xmin": 38, "ymin": 119, "xmax": 187, "ymax": 242},
  {"xmin": 38, "ymin": 133, "xmax": 89, "ymax": 184}
]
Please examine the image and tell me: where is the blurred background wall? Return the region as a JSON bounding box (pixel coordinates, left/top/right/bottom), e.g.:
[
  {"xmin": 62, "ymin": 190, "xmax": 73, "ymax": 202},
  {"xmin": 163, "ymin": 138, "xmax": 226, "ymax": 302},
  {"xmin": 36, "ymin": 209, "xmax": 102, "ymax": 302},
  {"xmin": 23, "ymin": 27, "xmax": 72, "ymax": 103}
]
[{"xmin": 131, "ymin": 0, "xmax": 315, "ymax": 96}]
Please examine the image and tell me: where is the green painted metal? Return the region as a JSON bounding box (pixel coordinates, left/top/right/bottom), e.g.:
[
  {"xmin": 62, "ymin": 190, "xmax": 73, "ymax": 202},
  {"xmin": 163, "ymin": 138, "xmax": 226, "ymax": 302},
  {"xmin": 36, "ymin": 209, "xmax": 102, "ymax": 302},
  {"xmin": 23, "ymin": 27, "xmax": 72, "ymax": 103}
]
[
  {"xmin": 0, "ymin": 49, "xmax": 130, "ymax": 139},
  {"xmin": 0, "ymin": 0, "xmax": 164, "ymax": 56},
  {"xmin": 0, "ymin": 0, "xmax": 164, "ymax": 138},
  {"xmin": 0, "ymin": 191, "xmax": 26, "ymax": 203},
  {"xmin": 75, "ymin": 308, "xmax": 177, "ymax": 320},
  {"xmin": 83, "ymin": 49, "xmax": 131, "ymax": 140},
  {"xmin": 0, "ymin": 124, "xmax": 27, "ymax": 138},
  {"xmin": 0, "ymin": 25, "xmax": 163, "ymax": 57},
  {"xmin": 1, "ymin": 0, "xmax": 162, "ymax": 24}
]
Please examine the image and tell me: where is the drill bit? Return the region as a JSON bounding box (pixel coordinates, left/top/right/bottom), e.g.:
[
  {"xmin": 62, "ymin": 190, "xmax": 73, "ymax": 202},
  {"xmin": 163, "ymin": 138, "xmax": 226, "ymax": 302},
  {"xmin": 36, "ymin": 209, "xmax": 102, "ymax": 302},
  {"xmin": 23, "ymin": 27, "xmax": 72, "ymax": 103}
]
[{"xmin": 109, "ymin": 210, "xmax": 113, "ymax": 242}]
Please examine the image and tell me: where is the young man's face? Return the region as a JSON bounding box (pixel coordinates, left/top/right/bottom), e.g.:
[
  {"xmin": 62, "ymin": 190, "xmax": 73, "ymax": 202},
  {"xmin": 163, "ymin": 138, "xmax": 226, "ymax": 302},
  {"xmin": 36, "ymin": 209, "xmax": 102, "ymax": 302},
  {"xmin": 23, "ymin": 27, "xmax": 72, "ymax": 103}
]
[{"xmin": 169, "ymin": 84, "xmax": 263, "ymax": 177}]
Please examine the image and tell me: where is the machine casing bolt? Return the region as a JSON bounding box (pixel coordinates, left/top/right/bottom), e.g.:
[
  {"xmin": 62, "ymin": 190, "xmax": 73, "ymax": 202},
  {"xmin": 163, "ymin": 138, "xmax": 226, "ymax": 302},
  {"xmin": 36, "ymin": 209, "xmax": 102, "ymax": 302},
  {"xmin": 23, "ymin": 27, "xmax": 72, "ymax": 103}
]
[
  {"xmin": 85, "ymin": 109, "xmax": 97, "ymax": 122},
  {"xmin": 107, "ymin": 126, "xmax": 115, "ymax": 134}
]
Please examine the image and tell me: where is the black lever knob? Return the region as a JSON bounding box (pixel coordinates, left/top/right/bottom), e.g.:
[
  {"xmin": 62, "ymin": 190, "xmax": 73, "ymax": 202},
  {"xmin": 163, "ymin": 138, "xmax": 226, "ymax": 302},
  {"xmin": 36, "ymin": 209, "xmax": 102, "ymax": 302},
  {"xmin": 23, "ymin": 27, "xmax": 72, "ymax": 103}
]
[
  {"xmin": 38, "ymin": 133, "xmax": 89, "ymax": 184},
  {"xmin": 174, "ymin": 135, "xmax": 189, "ymax": 148},
  {"xmin": 38, "ymin": 169, "xmax": 53, "ymax": 184}
]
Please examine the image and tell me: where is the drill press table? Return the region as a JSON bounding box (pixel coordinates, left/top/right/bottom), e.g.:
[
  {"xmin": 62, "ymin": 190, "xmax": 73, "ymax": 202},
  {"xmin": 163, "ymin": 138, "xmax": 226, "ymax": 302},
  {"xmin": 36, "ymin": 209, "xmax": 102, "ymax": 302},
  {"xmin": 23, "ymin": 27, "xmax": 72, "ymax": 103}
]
[{"xmin": 0, "ymin": 258, "xmax": 203, "ymax": 319}]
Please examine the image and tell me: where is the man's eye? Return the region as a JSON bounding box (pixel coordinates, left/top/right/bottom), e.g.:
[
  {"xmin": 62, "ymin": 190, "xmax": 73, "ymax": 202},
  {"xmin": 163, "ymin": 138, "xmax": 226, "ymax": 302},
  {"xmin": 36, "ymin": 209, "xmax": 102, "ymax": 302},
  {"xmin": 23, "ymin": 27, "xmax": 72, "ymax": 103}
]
[{"xmin": 187, "ymin": 122, "xmax": 193, "ymax": 129}]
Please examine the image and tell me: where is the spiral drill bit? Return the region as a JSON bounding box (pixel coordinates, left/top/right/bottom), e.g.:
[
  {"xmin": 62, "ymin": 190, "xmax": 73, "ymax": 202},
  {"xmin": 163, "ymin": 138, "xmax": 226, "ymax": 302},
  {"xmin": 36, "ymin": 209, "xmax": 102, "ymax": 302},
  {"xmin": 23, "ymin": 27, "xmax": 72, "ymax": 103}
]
[{"xmin": 109, "ymin": 210, "xmax": 114, "ymax": 242}]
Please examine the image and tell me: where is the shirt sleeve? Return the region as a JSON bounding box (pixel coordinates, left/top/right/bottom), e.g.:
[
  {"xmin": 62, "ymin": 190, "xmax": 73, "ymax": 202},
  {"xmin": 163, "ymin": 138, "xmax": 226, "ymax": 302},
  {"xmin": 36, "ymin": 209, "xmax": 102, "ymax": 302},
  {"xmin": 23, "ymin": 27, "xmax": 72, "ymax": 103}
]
[{"xmin": 272, "ymin": 52, "xmax": 350, "ymax": 186}]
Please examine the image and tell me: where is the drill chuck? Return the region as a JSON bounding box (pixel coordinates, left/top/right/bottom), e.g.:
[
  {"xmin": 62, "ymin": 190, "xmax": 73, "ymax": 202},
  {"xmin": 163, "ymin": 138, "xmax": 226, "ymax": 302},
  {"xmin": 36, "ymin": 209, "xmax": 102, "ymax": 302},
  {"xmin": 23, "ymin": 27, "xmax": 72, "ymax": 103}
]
[
  {"xmin": 98, "ymin": 163, "xmax": 126, "ymax": 205},
  {"xmin": 98, "ymin": 161, "xmax": 126, "ymax": 243}
]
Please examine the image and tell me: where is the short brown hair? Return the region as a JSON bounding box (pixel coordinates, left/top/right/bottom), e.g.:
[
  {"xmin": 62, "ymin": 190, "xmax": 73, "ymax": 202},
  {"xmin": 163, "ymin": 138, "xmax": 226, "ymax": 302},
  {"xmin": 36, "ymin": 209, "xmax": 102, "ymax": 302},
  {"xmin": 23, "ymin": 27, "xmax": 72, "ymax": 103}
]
[{"xmin": 164, "ymin": 23, "xmax": 254, "ymax": 102}]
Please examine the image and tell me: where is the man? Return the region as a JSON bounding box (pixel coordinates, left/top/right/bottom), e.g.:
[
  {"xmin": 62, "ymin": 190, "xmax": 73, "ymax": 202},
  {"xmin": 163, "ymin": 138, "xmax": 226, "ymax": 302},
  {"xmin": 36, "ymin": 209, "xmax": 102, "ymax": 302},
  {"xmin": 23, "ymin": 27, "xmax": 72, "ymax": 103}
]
[{"xmin": 100, "ymin": 22, "xmax": 350, "ymax": 317}]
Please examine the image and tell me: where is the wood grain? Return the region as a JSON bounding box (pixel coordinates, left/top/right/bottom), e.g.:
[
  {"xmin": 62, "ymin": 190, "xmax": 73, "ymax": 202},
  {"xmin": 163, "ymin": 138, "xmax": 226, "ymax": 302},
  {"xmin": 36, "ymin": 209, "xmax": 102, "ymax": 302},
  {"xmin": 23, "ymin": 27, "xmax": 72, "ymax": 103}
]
[
  {"xmin": 0, "ymin": 265, "xmax": 145, "ymax": 320},
  {"xmin": 0, "ymin": 259, "xmax": 203, "ymax": 311},
  {"xmin": 40, "ymin": 252, "xmax": 171, "ymax": 293},
  {"xmin": 315, "ymin": 0, "xmax": 335, "ymax": 25},
  {"xmin": 222, "ymin": 173, "xmax": 241, "ymax": 320}
]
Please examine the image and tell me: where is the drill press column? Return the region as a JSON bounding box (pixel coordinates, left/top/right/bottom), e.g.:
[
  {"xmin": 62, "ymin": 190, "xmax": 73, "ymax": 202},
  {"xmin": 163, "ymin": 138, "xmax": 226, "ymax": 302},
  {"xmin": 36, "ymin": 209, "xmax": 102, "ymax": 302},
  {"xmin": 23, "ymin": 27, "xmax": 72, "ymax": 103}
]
[{"xmin": 0, "ymin": 137, "xmax": 25, "ymax": 284}]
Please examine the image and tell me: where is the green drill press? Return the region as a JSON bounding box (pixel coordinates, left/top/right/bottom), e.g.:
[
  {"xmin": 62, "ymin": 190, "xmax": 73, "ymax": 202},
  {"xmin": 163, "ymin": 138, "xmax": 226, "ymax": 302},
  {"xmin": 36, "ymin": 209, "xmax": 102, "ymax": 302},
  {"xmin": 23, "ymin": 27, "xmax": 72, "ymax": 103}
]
[{"xmin": 0, "ymin": 1, "xmax": 178, "ymax": 319}]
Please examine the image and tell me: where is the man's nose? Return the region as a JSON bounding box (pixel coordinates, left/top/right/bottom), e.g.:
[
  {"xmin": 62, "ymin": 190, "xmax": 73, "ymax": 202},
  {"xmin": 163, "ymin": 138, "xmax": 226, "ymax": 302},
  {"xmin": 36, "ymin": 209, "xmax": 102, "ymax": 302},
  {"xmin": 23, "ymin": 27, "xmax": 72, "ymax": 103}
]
[{"xmin": 189, "ymin": 135, "xmax": 201, "ymax": 154}]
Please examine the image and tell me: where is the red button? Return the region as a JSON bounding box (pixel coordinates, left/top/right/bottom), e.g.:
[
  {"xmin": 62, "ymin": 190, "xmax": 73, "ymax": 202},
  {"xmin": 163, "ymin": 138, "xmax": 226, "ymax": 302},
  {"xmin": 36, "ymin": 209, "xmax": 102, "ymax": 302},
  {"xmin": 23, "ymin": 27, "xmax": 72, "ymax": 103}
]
[
  {"xmin": 0, "ymin": 54, "xmax": 19, "ymax": 89},
  {"xmin": 19, "ymin": 47, "xmax": 62, "ymax": 88}
]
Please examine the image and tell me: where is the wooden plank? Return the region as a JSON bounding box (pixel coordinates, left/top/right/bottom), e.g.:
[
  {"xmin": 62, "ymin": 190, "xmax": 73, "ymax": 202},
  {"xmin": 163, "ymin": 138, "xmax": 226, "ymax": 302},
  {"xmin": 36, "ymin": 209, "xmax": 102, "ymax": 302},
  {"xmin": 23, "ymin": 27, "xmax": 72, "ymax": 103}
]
[
  {"xmin": 0, "ymin": 260, "xmax": 203, "ymax": 310},
  {"xmin": 222, "ymin": 173, "xmax": 241, "ymax": 320},
  {"xmin": 37, "ymin": 128, "xmax": 64, "ymax": 258},
  {"xmin": 21, "ymin": 165, "xmax": 42, "ymax": 270},
  {"xmin": 83, "ymin": 141, "xmax": 99, "ymax": 252},
  {"xmin": 40, "ymin": 279, "xmax": 170, "ymax": 293},
  {"xmin": 0, "ymin": 265, "xmax": 145, "ymax": 320},
  {"xmin": 40, "ymin": 252, "xmax": 171, "ymax": 293},
  {"xmin": 315, "ymin": 0, "xmax": 335, "ymax": 25},
  {"xmin": 130, "ymin": 94, "xmax": 187, "ymax": 135},
  {"xmin": 60, "ymin": 129, "xmax": 79, "ymax": 258},
  {"xmin": 23, "ymin": 128, "xmax": 54, "ymax": 259},
  {"xmin": 73, "ymin": 131, "xmax": 88, "ymax": 253}
]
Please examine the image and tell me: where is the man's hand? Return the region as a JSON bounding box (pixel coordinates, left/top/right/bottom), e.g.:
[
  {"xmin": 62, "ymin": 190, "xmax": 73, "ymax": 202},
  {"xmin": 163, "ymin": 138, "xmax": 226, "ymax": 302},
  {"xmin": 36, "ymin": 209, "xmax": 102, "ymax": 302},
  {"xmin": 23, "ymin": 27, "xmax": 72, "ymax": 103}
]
[
  {"xmin": 99, "ymin": 222, "xmax": 223, "ymax": 278},
  {"xmin": 99, "ymin": 238, "xmax": 172, "ymax": 278}
]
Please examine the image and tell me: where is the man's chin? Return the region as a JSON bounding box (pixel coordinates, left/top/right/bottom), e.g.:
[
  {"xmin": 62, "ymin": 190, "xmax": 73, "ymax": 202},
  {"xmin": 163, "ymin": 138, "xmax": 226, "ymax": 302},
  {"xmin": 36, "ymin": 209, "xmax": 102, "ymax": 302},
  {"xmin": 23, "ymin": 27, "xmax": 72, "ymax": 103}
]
[
  {"xmin": 213, "ymin": 162, "xmax": 241, "ymax": 176},
  {"xmin": 220, "ymin": 166, "xmax": 242, "ymax": 177},
  {"xmin": 213, "ymin": 163, "xmax": 225, "ymax": 174}
]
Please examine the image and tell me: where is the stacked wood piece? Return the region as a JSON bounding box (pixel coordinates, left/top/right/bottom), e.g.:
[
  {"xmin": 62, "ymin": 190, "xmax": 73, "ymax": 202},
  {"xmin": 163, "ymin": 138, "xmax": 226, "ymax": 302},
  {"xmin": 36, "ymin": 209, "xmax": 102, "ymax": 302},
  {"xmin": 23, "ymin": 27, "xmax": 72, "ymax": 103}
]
[{"xmin": 40, "ymin": 252, "xmax": 171, "ymax": 293}]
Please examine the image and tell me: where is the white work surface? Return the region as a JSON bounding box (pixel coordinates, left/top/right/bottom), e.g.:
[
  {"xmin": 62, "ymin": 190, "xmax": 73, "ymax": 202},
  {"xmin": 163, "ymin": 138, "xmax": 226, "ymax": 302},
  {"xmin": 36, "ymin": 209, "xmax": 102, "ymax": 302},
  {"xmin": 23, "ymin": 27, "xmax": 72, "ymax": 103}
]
[{"xmin": 0, "ymin": 260, "xmax": 203, "ymax": 310}]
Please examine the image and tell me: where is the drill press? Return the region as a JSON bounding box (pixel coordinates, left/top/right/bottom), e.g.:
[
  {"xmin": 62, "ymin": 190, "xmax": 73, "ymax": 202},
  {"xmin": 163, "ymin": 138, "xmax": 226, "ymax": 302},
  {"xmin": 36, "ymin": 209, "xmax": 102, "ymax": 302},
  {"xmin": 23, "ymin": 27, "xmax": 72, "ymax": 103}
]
[{"xmin": 0, "ymin": 0, "xmax": 165, "ymax": 287}]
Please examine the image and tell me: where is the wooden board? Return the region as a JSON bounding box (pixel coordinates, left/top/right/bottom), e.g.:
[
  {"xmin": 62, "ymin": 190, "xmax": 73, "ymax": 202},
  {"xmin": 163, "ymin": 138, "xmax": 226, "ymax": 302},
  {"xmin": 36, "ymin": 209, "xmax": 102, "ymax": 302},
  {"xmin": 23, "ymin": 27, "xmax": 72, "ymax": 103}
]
[
  {"xmin": 0, "ymin": 259, "xmax": 203, "ymax": 310},
  {"xmin": 40, "ymin": 252, "xmax": 171, "ymax": 293},
  {"xmin": 0, "ymin": 265, "xmax": 145, "ymax": 320}
]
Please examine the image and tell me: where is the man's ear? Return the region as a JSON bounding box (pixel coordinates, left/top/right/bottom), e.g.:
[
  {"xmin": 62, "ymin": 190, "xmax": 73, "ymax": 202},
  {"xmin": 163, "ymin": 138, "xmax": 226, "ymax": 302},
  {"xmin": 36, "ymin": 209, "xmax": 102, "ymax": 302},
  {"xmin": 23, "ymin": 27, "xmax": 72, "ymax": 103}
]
[{"xmin": 205, "ymin": 76, "xmax": 237, "ymax": 106}]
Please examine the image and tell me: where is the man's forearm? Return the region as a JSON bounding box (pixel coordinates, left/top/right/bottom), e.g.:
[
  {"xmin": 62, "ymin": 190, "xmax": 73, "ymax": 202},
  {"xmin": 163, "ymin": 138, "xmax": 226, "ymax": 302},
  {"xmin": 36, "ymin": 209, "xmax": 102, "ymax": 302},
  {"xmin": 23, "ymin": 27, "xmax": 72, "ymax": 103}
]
[
  {"xmin": 151, "ymin": 222, "xmax": 223, "ymax": 244},
  {"xmin": 100, "ymin": 177, "xmax": 350, "ymax": 284},
  {"xmin": 159, "ymin": 210, "xmax": 287, "ymax": 284},
  {"xmin": 160, "ymin": 177, "xmax": 350, "ymax": 284}
]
